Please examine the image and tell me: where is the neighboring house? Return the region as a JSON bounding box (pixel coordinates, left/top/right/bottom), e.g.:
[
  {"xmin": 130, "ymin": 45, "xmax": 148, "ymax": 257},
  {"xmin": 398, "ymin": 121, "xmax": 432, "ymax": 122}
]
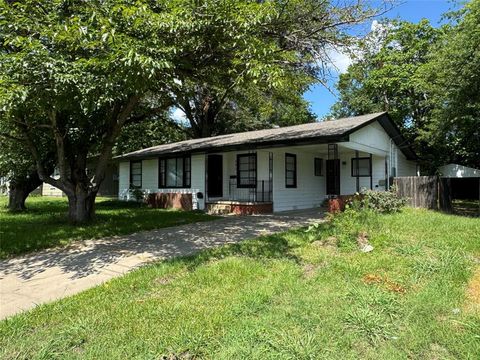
[
  {"xmin": 40, "ymin": 169, "xmax": 63, "ymax": 197},
  {"xmin": 439, "ymin": 163, "xmax": 480, "ymax": 178},
  {"xmin": 0, "ymin": 177, "xmax": 8, "ymax": 195},
  {"xmin": 0, "ymin": 164, "xmax": 119, "ymax": 198},
  {"xmin": 438, "ymin": 163, "xmax": 479, "ymax": 202},
  {"xmin": 115, "ymin": 112, "xmax": 418, "ymax": 214},
  {"xmin": 40, "ymin": 163, "xmax": 119, "ymax": 197}
]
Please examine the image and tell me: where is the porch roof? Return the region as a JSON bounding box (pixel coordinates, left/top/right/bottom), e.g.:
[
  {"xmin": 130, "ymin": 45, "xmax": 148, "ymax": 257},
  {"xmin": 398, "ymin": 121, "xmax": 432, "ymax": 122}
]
[{"xmin": 115, "ymin": 112, "xmax": 417, "ymax": 161}]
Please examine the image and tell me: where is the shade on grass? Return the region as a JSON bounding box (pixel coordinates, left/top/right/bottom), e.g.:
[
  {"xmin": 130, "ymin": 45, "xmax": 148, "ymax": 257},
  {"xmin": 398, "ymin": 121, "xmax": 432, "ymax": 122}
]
[
  {"xmin": 0, "ymin": 208, "xmax": 479, "ymax": 359},
  {"xmin": 0, "ymin": 196, "xmax": 215, "ymax": 258}
]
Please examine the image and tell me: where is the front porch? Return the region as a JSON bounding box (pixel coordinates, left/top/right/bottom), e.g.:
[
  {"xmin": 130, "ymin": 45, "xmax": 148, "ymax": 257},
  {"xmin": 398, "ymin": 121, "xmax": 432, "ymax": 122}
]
[
  {"xmin": 204, "ymin": 139, "xmax": 391, "ymax": 214},
  {"xmin": 205, "ymin": 151, "xmax": 273, "ymax": 214}
]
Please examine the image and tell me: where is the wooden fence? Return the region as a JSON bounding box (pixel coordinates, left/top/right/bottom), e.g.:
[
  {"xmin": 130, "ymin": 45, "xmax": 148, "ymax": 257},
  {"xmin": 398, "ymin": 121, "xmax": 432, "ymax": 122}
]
[{"xmin": 394, "ymin": 176, "xmax": 452, "ymax": 211}]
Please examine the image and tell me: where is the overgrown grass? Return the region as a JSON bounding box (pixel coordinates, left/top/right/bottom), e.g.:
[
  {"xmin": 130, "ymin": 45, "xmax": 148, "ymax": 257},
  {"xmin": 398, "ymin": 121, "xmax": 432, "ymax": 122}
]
[
  {"xmin": 1, "ymin": 208, "xmax": 479, "ymax": 359},
  {"xmin": 0, "ymin": 196, "xmax": 215, "ymax": 258}
]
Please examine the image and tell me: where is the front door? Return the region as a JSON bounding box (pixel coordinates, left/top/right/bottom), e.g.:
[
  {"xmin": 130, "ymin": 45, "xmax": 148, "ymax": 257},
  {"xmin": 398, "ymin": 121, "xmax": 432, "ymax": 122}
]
[
  {"xmin": 326, "ymin": 159, "xmax": 340, "ymax": 195},
  {"xmin": 207, "ymin": 154, "xmax": 223, "ymax": 198}
]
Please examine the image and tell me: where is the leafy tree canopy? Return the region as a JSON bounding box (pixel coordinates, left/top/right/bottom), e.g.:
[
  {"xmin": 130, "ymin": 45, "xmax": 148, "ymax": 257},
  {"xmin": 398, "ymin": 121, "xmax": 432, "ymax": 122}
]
[
  {"xmin": 419, "ymin": 0, "xmax": 480, "ymax": 169},
  {"xmin": 331, "ymin": 19, "xmax": 440, "ymax": 141},
  {"xmin": 332, "ymin": 0, "xmax": 480, "ymax": 172},
  {"xmin": 0, "ymin": 0, "xmax": 380, "ymax": 222}
]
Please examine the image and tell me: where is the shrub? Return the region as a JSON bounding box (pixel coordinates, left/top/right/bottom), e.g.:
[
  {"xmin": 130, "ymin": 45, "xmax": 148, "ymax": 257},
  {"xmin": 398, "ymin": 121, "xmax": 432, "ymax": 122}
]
[{"xmin": 358, "ymin": 186, "xmax": 406, "ymax": 214}]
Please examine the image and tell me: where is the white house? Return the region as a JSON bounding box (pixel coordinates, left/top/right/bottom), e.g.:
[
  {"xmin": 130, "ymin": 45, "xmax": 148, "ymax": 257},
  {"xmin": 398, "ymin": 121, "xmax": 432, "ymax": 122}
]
[{"xmin": 115, "ymin": 112, "xmax": 418, "ymax": 214}]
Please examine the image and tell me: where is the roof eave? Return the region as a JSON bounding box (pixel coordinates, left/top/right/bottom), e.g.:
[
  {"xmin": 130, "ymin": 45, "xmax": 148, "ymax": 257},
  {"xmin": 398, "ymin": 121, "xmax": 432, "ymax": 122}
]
[{"xmin": 113, "ymin": 135, "xmax": 349, "ymax": 161}]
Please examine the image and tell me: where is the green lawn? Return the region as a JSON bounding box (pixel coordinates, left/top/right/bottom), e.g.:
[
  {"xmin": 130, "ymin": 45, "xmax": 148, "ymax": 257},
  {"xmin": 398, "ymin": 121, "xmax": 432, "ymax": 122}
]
[
  {"xmin": 0, "ymin": 196, "xmax": 215, "ymax": 259},
  {"xmin": 1, "ymin": 208, "xmax": 479, "ymax": 359}
]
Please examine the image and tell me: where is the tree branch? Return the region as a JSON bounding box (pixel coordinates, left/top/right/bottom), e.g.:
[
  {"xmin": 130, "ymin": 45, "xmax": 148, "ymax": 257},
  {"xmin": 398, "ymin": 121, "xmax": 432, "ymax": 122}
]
[
  {"xmin": 92, "ymin": 95, "xmax": 141, "ymax": 189},
  {"xmin": 15, "ymin": 120, "xmax": 64, "ymax": 191}
]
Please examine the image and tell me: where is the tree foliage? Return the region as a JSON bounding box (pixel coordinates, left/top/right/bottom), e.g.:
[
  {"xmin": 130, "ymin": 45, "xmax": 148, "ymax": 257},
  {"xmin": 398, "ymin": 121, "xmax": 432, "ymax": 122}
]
[
  {"xmin": 332, "ymin": 1, "xmax": 480, "ymax": 171},
  {"xmin": 0, "ymin": 0, "xmax": 380, "ymax": 223},
  {"xmin": 165, "ymin": 0, "xmax": 380, "ymax": 137},
  {"xmin": 419, "ymin": 0, "xmax": 480, "ymax": 169},
  {"xmin": 331, "ymin": 19, "xmax": 440, "ymax": 167},
  {"xmin": 114, "ymin": 113, "xmax": 187, "ymax": 156}
]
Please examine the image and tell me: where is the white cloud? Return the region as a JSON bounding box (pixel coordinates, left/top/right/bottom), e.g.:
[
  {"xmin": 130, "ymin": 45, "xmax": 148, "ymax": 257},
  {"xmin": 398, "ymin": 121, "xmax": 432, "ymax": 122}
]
[
  {"xmin": 371, "ymin": 19, "xmax": 381, "ymax": 32},
  {"xmin": 326, "ymin": 47, "xmax": 354, "ymax": 74},
  {"xmin": 321, "ymin": 19, "xmax": 391, "ymax": 75}
]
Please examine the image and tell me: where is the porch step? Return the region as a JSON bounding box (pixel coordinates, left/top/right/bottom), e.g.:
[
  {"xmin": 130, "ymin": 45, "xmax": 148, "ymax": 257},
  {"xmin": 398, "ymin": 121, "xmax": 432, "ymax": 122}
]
[
  {"xmin": 206, "ymin": 202, "xmax": 273, "ymax": 215},
  {"xmin": 206, "ymin": 203, "xmax": 233, "ymax": 215}
]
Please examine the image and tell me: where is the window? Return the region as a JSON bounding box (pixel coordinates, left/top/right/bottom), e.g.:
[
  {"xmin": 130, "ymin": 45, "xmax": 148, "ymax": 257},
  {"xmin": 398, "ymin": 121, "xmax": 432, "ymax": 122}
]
[
  {"xmin": 158, "ymin": 156, "xmax": 191, "ymax": 188},
  {"xmin": 130, "ymin": 161, "xmax": 142, "ymax": 188},
  {"xmin": 314, "ymin": 158, "xmax": 323, "ymax": 176},
  {"xmin": 237, "ymin": 153, "xmax": 257, "ymax": 188},
  {"xmin": 351, "ymin": 157, "xmax": 372, "ymax": 177},
  {"xmin": 285, "ymin": 153, "xmax": 297, "ymax": 188}
]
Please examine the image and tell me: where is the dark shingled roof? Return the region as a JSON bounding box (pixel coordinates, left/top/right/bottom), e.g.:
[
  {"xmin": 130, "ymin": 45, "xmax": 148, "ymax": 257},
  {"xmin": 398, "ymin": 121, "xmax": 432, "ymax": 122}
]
[{"xmin": 115, "ymin": 112, "xmax": 417, "ymax": 160}]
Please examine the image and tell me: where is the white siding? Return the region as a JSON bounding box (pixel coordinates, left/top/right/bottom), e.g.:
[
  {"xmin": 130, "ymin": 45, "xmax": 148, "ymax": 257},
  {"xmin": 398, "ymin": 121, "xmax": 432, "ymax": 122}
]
[
  {"xmin": 272, "ymin": 148, "xmax": 325, "ymax": 212},
  {"xmin": 338, "ymin": 150, "xmax": 387, "ymax": 195},
  {"xmin": 350, "ymin": 121, "xmax": 390, "ymax": 152},
  {"xmin": 41, "ymin": 183, "xmax": 64, "ymax": 197},
  {"xmin": 191, "ymin": 154, "xmax": 206, "ymax": 210},
  {"xmin": 347, "ymin": 121, "xmax": 417, "ymax": 179},
  {"xmin": 396, "ymin": 152, "xmax": 417, "ymax": 177},
  {"xmin": 118, "ymin": 161, "xmax": 130, "ymax": 198},
  {"xmin": 118, "ymin": 156, "xmax": 205, "ymax": 210}
]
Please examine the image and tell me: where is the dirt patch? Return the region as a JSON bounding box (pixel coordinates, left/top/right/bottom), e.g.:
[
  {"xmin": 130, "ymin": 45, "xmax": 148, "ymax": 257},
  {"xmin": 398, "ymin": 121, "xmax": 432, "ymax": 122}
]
[
  {"xmin": 424, "ymin": 343, "xmax": 453, "ymax": 360},
  {"xmin": 464, "ymin": 266, "xmax": 480, "ymax": 314},
  {"xmin": 362, "ymin": 273, "xmax": 406, "ymax": 294},
  {"xmin": 161, "ymin": 351, "xmax": 196, "ymax": 360},
  {"xmin": 312, "ymin": 236, "xmax": 338, "ymax": 249},
  {"xmin": 154, "ymin": 272, "xmax": 183, "ymax": 286},
  {"xmin": 302, "ymin": 264, "xmax": 319, "ymax": 279},
  {"xmin": 363, "ymin": 274, "xmax": 383, "ymax": 284}
]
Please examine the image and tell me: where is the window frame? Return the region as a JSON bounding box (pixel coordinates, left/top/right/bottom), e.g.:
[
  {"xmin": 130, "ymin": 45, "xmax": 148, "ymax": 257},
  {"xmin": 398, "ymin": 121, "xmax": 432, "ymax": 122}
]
[
  {"xmin": 351, "ymin": 157, "xmax": 372, "ymax": 177},
  {"xmin": 236, "ymin": 153, "xmax": 257, "ymax": 189},
  {"xmin": 130, "ymin": 160, "xmax": 142, "ymax": 188},
  {"xmin": 158, "ymin": 155, "xmax": 191, "ymax": 189},
  {"xmin": 285, "ymin": 153, "xmax": 297, "ymax": 188},
  {"xmin": 314, "ymin": 157, "xmax": 323, "ymax": 176}
]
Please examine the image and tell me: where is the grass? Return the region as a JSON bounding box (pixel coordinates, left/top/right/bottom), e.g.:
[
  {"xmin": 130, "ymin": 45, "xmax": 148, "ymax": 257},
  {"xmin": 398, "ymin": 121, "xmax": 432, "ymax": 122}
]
[
  {"xmin": 0, "ymin": 208, "xmax": 479, "ymax": 359},
  {"xmin": 0, "ymin": 196, "xmax": 215, "ymax": 258}
]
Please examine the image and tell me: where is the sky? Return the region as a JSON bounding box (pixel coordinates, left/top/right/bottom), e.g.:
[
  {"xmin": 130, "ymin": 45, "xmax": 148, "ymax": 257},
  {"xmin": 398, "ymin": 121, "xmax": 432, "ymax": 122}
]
[{"xmin": 304, "ymin": 0, "xmax": 458, "ymax": 119}]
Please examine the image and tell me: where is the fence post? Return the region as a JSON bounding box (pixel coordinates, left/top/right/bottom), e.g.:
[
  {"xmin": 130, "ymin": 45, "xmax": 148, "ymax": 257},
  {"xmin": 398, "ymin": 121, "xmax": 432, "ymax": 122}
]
[{"xmin": 439, "ymin": 177, "xmax": 452, "ymax": 213}]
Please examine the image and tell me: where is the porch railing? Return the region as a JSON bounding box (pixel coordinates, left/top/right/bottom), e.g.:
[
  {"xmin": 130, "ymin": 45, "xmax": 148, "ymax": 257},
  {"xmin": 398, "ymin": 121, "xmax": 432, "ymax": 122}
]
[{"xmin": 228, "ymin": 179, "xmax": 272, "ymax": 203}]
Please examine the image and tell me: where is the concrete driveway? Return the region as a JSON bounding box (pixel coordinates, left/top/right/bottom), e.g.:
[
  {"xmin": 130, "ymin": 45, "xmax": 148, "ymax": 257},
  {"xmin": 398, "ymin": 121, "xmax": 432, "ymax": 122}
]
[{"xmin": 0, "ymin": 208, "xmax": 323, "ymax": 320}]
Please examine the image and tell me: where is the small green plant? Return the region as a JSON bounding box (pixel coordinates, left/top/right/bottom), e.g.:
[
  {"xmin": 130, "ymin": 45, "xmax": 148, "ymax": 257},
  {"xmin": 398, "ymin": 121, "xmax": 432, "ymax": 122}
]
[
  {"xmin": 330, "ymin": 204, "xmax": 378, "ymax": 247},
  {"xmin": 129, "ymin": 186, "xmax": 145, "ymax": 203},
  {"xmin": 307, "ymin": 200, "xmax": 379, "ymax": 249}
]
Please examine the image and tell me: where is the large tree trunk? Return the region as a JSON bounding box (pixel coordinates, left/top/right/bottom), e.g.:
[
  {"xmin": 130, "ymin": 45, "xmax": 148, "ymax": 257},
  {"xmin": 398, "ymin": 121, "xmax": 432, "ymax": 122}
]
[
  {"xmin": 8, "ymin": 171, "xmax": 43, "ymax": 211},
  {"xmin": 66, "ymin": 188, "xmax": 97, "ymax": 224}
]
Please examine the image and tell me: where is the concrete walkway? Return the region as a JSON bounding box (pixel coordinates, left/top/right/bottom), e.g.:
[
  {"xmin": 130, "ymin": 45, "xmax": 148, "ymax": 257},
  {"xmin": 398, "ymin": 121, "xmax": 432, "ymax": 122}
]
[{"xmin": 0, "ymin": 209, "xmax": 323, "ymax": 319}]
